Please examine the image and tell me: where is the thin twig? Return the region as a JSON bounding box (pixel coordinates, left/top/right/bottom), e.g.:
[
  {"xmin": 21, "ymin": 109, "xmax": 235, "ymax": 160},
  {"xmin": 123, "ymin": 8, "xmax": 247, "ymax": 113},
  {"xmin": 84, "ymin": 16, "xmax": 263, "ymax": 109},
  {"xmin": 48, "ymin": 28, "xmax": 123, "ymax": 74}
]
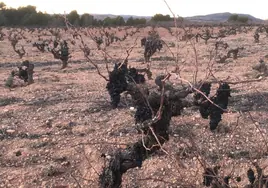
[
  {"xmin": 75, "ymin": 147, "xmax": 100, "ymax": 176},
  {"xmin": 78, "ymin": 34, "xmax": 109, "ymax": 81},
  {"xmin": 163, "ymin": 0, "xmax": 179, "ymax": 65},
  {"xmin": 118, "ymin": 36, "xmax": 139, "ymax": 68},
  {"xmin": 248, "ymin": 112, "xmax": 268, "ymax": 152},
  {"xmin": 70, "ymin": 173, "xmax": 83, "ymax": 188},
  {"xmin": 149, "ymin": 126, "xmax": 169, "ymax": 155},
  {"xmin": 153, "ymin": 73, "xmax": 171, "ymax": 121},
  {"xmin": 174, "ymin": 75, "xmax": 228, "ymax": 112}
]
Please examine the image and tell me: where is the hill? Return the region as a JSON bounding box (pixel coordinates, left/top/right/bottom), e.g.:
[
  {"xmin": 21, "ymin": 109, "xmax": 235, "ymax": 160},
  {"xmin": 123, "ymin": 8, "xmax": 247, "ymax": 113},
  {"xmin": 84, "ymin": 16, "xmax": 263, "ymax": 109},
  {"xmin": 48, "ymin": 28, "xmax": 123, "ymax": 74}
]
[
  {"xmin": 91, "ymin": 12, "xmax": 264, "ymax": 24},
  {"xmin": 184, "ymin": 12, "xmax": 264, "ymax": 23},
  {"xmin": 92, "ymin": 14, "xmax": 151, "ymax": 21}
]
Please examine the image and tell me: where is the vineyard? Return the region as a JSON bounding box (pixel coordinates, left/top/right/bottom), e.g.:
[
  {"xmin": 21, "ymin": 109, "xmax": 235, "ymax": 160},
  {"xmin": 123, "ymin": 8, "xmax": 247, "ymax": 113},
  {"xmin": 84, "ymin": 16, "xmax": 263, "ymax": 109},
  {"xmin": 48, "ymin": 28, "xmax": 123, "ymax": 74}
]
[{"xmin": 0, "ymin": 23, "xmax": 268, "ymax": 187}]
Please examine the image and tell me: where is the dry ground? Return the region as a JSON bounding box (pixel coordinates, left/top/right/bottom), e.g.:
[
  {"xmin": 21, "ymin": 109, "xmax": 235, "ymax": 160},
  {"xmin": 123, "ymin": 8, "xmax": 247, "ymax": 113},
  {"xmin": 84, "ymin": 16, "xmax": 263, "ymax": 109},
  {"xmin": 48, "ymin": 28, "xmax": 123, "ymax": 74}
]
[{"xmin": 0, "ymin": 26, "xmax": 268, "ymax": 188}]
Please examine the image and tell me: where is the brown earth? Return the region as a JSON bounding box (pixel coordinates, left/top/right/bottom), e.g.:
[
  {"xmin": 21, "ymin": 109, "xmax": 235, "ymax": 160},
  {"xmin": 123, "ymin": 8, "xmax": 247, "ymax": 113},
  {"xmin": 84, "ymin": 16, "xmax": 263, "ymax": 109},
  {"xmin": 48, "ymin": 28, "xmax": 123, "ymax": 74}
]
[{"xmin": 0, "ymin": 26, "xmax": 268, "ymax": 188}]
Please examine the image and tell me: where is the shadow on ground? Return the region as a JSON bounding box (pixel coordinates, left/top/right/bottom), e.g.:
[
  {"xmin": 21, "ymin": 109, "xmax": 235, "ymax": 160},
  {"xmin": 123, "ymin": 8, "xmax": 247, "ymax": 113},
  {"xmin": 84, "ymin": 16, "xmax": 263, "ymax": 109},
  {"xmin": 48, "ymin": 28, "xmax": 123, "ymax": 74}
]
[
  {"xmin": 0, "ymin": 57, "xmax": 134, "ymax": 69},
  {"xmin": 0, "ymin": 59, "xmax": 104, "ymax": 69},
  {"xmin": 0, "ymin": 97, "xmax": 25, "ymax": 107},
  {"xmin": 229, "ymin": 91, "xmax": 268, "ymax": 112}
]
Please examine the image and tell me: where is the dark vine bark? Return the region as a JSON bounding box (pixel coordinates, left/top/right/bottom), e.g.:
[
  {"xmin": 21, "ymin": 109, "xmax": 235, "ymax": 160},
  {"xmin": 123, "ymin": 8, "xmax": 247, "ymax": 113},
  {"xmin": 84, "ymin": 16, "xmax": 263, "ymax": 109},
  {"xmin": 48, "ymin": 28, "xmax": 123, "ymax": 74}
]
[
  {"xmin": 194, "ymin": 82, "xmax": 211, "ymax": 106},
  {"xmin": 100, "ymin": 79, "xmax": 191, "ymax": 188},
  {"xmin": 106, "ymin": 63, "xmax": 146, "ymax": 108},
  {"xmin": 11, "ymin": 60, "xmax": 35, "ymax": 85},
  {"xmin": 106, "ymin": 63, "xmax": 128, "ymax": 108},
  {"xmin": 203, "ymin": 163, "xmax": 268, "ymax": 187},
  {"xmin": 199, "ymin": 83, "xmax": 231, "ymax": 131},
  {"xmin": 142, "ymin": 37, "xmax": 163, "ymax": 62}
]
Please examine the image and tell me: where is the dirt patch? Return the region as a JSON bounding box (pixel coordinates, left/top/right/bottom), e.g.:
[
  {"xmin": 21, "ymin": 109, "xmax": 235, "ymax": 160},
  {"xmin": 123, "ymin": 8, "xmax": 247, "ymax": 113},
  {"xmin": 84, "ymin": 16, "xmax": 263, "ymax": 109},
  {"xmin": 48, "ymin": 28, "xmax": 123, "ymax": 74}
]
[{"xmin": 0, "ymin": 26, "xmax": 268, "ymax": 187}]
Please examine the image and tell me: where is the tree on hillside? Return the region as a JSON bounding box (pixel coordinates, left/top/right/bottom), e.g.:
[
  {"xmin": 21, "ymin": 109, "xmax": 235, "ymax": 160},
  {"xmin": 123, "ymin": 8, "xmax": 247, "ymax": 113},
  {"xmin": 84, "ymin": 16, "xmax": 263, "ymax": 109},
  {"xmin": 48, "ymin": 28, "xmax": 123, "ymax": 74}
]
[
  {"xmin": 19, "ymin": 6, "xmax": 38, "ymax": 25},
  {"xmin": 0, "ymin": 2, "xmax": 7, "ymax": 25},
  {"xmin": 67, "ymin": 10, "xmax": 80, "ymax": 26},
  {"xmin": 0, "ymin": 2, "xmax": 127, "ymax": 27},
  {"xmin": 49, "ymin": 14, "xmax": 65, "ymax": 26},
  {"xmin": 126, "ymin": 16, "xmax": 134, "ymax": 25},
  {"xmin": 237, "ymin": 16, "xmax": 249, "ymax": 23},
  {"xmin": 103, "ymin": 16, "xmax": 113, "ymax": 26},
  {"xmin": 93, "ymin": 18, "xmax": 103, "ymax": 26},
  {"xmin": 103, "ymin": 16, "xmax": 125, "ymax": 26},
  {"xmin": 114, "ymin": 16, "xmax": 125, "ymax": 26},
  {"xmin": 151, "ymin": 14, "xmax": 172, "ymax": 22},
  {"xmin": 25, "ymin": 11, "xmax": 50, "ymax": 25},
  {"xmin": 0, "ymin": 2, "xmax": 6, "ymax": 9},
  {"xmin": 228, "ymin": 14, "xmax": 239, "ymax": 22},
  {"xmin": 126, "ymin": 16, "xmax": 147, "ymax": 25},
  {"xmin": 134, "ymin": 18, "xmax": 147, "ymax": 25},
  {"xmin": 2, "ymin": 5, "xmax": 39, "ymax": 25},
  {"xmin": 228, "ymin": 14, "xmax": 248, "ymax": 23},
  {"xmin": 80, "ymin": 13, "xmax": 94, "ymax": 26}
]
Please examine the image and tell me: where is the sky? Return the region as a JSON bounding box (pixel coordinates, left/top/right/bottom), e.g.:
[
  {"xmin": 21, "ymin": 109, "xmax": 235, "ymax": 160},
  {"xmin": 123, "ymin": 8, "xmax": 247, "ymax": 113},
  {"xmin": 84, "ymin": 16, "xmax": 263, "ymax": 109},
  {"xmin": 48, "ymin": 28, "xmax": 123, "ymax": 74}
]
[{"xmin": 3, "ymin": 0, "xmax": 268, "ymax": 20}]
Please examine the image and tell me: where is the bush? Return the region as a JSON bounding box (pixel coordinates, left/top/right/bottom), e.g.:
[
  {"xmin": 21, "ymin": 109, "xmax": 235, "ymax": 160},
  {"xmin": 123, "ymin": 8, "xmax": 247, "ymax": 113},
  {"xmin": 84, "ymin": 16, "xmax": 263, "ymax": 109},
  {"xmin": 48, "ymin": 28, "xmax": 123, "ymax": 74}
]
[
  {"xmin": 151, "ymin": 14, "xmax": 172, "ymax": 22},
  {"xmin": 126, "ymin": 16, "xmax": 147, "ymax": 26},
  {"xmin": 237, "ymin": 16, "xmax": 249, "ymax": 23},
  {"xmin": 228, "ymin": 14, "xmax": 239, "ymax": 22},
  {"xmin": 228, "ymin": 14, "xmax": 249, "ymax": 23}
]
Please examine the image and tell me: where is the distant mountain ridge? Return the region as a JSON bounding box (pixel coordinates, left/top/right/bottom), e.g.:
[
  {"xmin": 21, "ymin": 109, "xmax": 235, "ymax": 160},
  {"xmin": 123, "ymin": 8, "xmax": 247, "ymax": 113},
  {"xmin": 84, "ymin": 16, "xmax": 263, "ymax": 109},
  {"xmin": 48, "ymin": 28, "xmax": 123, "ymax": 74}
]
[
  {"xmin": 184, "ymin": 12, "xmax": 263, "ymax": 22},
  {"xmin": 92, "ymin": 14, "xmax": 151, "ymax": 21},
  {"xmin": 92, "ymin": 12, "xmax": 264, "ymax": 23}
]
